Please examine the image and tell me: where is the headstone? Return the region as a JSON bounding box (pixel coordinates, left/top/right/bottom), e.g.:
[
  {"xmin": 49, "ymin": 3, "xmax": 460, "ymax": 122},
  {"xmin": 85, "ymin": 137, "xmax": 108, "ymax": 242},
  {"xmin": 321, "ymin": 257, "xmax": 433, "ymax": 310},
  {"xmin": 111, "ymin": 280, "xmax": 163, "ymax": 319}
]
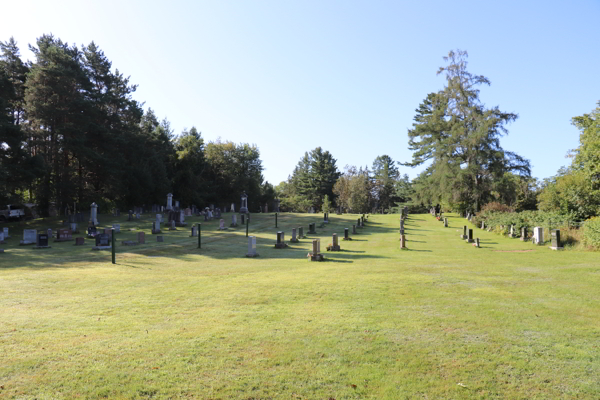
[
  {"xmin": 444, "ymin": 218, "xmax": 448, "ymax": 228},
  {"xmin": 231, "ymin": 203, "xmax": 235, "ymax": 213},
  {"xmin": 466, "ymin": 229, "xmax": 474, "ymax": 243},
  {"xmin": 167, "ymin": 193, "xmax": 173, "ymax": 210},
  {"xmin": 204, "ymin": 213, "xmax": 208, "ymax": 221},
  {"xmin": 103, "ymin": 228, "xmax": 112, "ymax": 237},
  {"xmin": 309, "ymin": 239, "xmax": 323, "ymax": 261},
  {"xmin": 89, "ymin": 202, "xmax": 99, "ymax": 226},
  {"xmin": 3, "ymin": 227, "xmax": 9, "ymax": 238},
  {"xmin": 290, "ymin": 228, "xmax": 299, "ymax": 243},
  {"xmin": 275, "ymin": 231, "xmax": 287, "ymax": 248},
  {"xmin": 509, "ymin": 225, "xmax": 515, "ymax": 237},
  {"xmin": 0, "ymin": 232, "xmax": 4, "ymax": 243},
  {"xmin": 35, "ymin": 233, "xmax": 51, "ymax": 249},
  {"xmin": 352, "ymin": 225, "xmax": 357, "ymax": 234},
  {"xmin": 219, "ymin": 219, "xmax": 227, "ymax": 230},
  {"xmin": 298, "ymin": 226, "xmax": 304, "ymax": 238},
  {"xmin": 47, "ymin": 228, "xmax": 53, "ymax": 238},
  {"xmin": 357, "ymin": 218, "xmax": 362, "ymax": 228},
  {"xmin": 93, "ymin": 233, "xmax": 111, "ymax": 250},
  {"xmin": 137, "ymin": 231, "xmax": 145, "ymax": 244},
  {"xmin": 521, "ymin": 227, "xmax": 528, "ymax": 241},
  {"xmin": 178, "ymin": 211, "xmax": 187, "ymax": 227},
  {"xmin": 191, "ymin": 225, "xmax": 197, "ymax": 237},
  {"xmin": 55, "ymin": 229, "xmax": 73, "ymax": 242},
  {"xmin": 532, "ymin": 227, "xmax": 544, "ymax": 245},
  {"xmin": 308, "ymin": 223, "xmax": 316, "ymax": 234},
  {"xmin": 157, "ymin": 236, "xmax": 164, "ymax": 242},
  {"xmin": 156, "ymin": 214, "xmax": 162, "ymax": 224},
  {"xmin": 87, "ymin": 226, "xmax": 97, "ymax": 237},
  {"xmin": 240, "ymin": 192, "xmax": 249, "ymax": 213},
  {"xmin": 175, "ymin": 200, "xmax": 180, "ymax": 211},
  {"xmin": 169, "ymin": 220, "xmax": 176, "ymax": 231},
  {"xmin": 343, "ymin": 228, "xmax": 351, "ymax": 241},
  {"xmin": 75, "ymin": 237, "xmax": 85, "ymax": 246},
  {"xmin": 207, "ymin": 210, "xmax": 213, "ymax": 220},
  {"xmin": 308, "ymin": 207, "xmax": 315, "ymax": 214},
  {"xmin": 324, "ymin": 213, "xmax": 328, "ymax": 223},
  {"xmin": 550, "ymin": 229, "xmax": 563, "ymax": 250},
  {"xmin": 481, "ymin": 221, "xmax": 485, "ymax": 229},
  {"xmin": 231, "ymin": 214, "xmax": 238, "ymax": 227},
  {"xmin": 152, "ymin": 221, "xmax": 161, "ymax": 234},
  {"xmin": 185, "ymin": 208, "xmax": 192, "ymax": 217},
  {"xmin": 246, "ymin": 236, "xmax": 259, "ymax": 257},
  {"xmin": 70, "ymin": 223, "xmax": 78, "ymax": 233},
  {"xmin": 329, "ymin": 233, "xmax": 340, "ymax": 251},
  {"xmin": 461, "ymin": 226, "xmax": 467, "ymax": 240},
  {"xmin": 241, "ymin": 214, "xmax": 245, "ymax": 225},
  {"xmin": 113, "ymin": 224, "xmax": 120, "ymax": 233},
  {"xmin": 400, "ymin": 234, "xmax": 406, "ymax": 249}
]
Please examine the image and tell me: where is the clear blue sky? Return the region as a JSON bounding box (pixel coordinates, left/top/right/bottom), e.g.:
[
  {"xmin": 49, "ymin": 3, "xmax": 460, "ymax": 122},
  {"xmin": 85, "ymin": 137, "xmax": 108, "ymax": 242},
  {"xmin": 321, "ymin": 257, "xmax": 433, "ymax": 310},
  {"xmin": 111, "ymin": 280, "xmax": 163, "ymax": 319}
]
[{"xmin": 2, "ymin": 0, "xmax": 599, "ymax": 186}]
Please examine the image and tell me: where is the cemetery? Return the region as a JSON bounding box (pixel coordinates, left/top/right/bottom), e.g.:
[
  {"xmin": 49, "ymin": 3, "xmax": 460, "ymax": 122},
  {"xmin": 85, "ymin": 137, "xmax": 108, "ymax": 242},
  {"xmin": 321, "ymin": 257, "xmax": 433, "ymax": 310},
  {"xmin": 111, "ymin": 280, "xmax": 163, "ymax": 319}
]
[{"xmin": 1, "ymin": 207, "xmax": 599, "ymax": 398}]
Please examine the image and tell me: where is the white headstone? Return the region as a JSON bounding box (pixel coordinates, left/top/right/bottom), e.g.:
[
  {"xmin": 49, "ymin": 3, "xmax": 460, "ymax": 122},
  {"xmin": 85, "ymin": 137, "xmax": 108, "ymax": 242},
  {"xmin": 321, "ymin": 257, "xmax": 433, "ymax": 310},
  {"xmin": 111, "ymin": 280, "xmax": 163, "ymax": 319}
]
[
  {"xmin": 167, "ymin": 193, "xmax": 173, "ymax": 210},
  {"xmin": 247, "ymin": 236, "xmax": 257, "ymax": 255},
  {"xmin": 113, "ymin": 224, "xmax": 120, "ymax": 233},
  {"xmin": 3, "ymin": 227, "xmax": 8, "ymax": 237},
  {"xmin": 89, "ymin": 202, "xmax": 98, "ymax": 225},
  {"xmin": 533, "ymin": 227, "xmax": 544, "ymax": 245},
  {"xmin": 231, "ymin": 203, "xmax": 235, "ymax": 212},
  {"xmin": 23, "ymin": 229, "xmax": 36, "ymax": 244}
]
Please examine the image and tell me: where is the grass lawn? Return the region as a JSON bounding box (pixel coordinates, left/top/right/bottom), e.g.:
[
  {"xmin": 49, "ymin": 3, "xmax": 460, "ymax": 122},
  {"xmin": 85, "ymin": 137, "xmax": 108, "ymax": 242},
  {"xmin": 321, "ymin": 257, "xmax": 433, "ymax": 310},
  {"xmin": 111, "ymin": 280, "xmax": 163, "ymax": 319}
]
[{"xmin": 1, "ymin": 212, "xmax": 599, "ymax": 399}]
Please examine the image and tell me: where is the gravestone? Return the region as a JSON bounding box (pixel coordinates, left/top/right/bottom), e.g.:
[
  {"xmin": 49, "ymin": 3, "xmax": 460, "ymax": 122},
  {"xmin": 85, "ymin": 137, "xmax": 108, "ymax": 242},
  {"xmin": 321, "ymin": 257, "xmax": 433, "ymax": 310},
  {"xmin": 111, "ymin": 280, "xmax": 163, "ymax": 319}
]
[
  {"xmin": 191, "ymin": 225, "xmax": 197, "ymax": 237},
  {"xmin": 550, "ymin": 230, "xmax": 563, "ymax": 250},
  {"xmin": 274, "ymin": 231, "xmax": 288, "ymax": 249},
  {"xmin": 290, "ymin": 228, "xmax": 299, "ymax": 243},
  {"xmin": 509, "ymin": 225, "xmax": 515, "ymax": 237},
  {"xmin": 3, "ymin": 227, "xmax": 9, "ymax": 238},
  {"xmin": 309, "ymin": 207, "xmax": 315, "ymax": 214},
  {"xmin": 329, "ymin": 233, "xmax": 340, "ymax": 251},
  {"xmin": 324, "ymin": 213, "xmax": 329, "ymax": 223},
  {"xmin": 89, "ymin": 202, "xmax": 99, "ymax": 226},
  {"xmin": 230, "ymin": 203, "xmax": 235, "ymax": 213},
  {"xmin": 152, "ymin": 221, "xmax": 161, "ymax": 234},
  {"xmin": 157, "ymin": 236, "xmax": 164, "ymax": 242},
  {"xmin": 92, "ymin": 233, "xmax": 111, "ymax": 250},
  {"xmin": 521, "ymin": 227, "xmax": 528, "ymax": 241},
  {"xmin": 352, "ymin": 225, "xmax": 357, "ymax": 234},
  {"xmin": 444, "ymin": 218, "xmax": 448, "ymax": 228},
  {"xmin": 400, "ymin": 234, "xmax": 406, "ymax": 249},
  {"xmin": 167, "ymin": 193, "xmax": 173, "ymax": 210},
  {"xmin": 466, "ymin": 229, "xmax": 474, "ymax": 243},
  {"xmin": 309, "ymin": 239, "xmax": 323, "ymax": 261},
  {"xmin": 71, "ymin": 223, "xmax": 79, "ymax": 233},
  {"xmin": 298, "ymin": 226, "xmax": 305, "ymax": 239},
  {"xmin": 75, "ymin": 237, "xmax": 85, "ymax": 246},
  {"xmin": 178, "ymin": 211, "xmax": 187, "ymax": 227},
  {"xmin": 87, "ymin": 226, "xmax": 97, "ymax": 237},
  {"xmin": 461, "ymin": 226, "xmax": 467, "ymax": 240},
  {"xmin": 175, "ymin": 200, "xmax": 180, "ymax": 211},
  {"xmin": 137, "ymin": 231, "xmax": 145, "ymax": 244},
  {"xmin": 241, "ymin": 214, "xmax": 245, "ymax": 225},
  {"xmin": 113, "ymin": 224, "xmax": 120, "ymax": 233},
  {"xmin": 246, "ymin": 236, "xmax": 259, "ymax": 257},
  {"xmin": 0, "ymin": 232, "xmax": 4, "ymax": 244},
  {"xmin": 532, "ymin": 227, "xmax": 544, "ymax": 245},
  {"xmin": 481, "ymin": 221, "xmax": 485, "ymax": 229},
  {"xmin": 55, "ymin": 229, "xmax": 73, "ymax": 242},
  {"xmin": 207, "ymin": 210, "xmax": 213, "ymax": 220},
  {"xmin": 169, "ymin": 220, "xmax": 176, "ymax": 231},
  {"xmin": 357, "ymin": 218, "xmax": 361, "ymax": 228},
  {"xmin": 219, "ymin": 219, "xmax": 227, "ymax": 230},
  {"xmin": 343, "ymin": 228, "xmax": 351, "ymax": 241},
  {"xmin": 35, "ymin": 233, "xmax": 51, "ymax": 249},
  {"xmin": 231, "ymin": 214, "xmax": 238, "ymax": 227},
  {"xmin": 156, "ymin": 214, "xmax": 162, "ymax": 224},
  {"xmin": 308, "ymin": 223, "xmax": 316, "ymax": 234},
  {"xmin": 185, "ymin": 208, "xmax": 192, "ymax": 217},
  {"xmin": 240, "ymin": 192, "xmax": 249, "ymax": 213}
]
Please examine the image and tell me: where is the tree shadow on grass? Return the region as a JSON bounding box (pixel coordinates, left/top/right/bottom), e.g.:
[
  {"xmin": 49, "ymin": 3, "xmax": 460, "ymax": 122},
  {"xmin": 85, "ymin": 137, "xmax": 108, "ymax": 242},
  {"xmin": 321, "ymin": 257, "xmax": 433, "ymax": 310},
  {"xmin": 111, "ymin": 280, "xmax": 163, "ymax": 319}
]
[{"xmin": 404, "ymin": 248, "xmax": 433, "ymax": 252}]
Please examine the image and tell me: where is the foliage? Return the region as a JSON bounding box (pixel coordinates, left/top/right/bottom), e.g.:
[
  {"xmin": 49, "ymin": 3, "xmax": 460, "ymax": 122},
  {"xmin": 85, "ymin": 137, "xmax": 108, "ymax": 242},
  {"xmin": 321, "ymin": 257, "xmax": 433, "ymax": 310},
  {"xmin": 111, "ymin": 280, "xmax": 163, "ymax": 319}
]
[
  {"xmin": 322, "ymin": 194, "xmax": 332, "ymax": 213},
  {"xmin": 333, "ymin": 165, "xmax": 372, "ymax": 213},
  {"xmin": 583, "ymin": 216, "xmax": 600, "ymax": 249},
  {"xmin": 282, "ymin": 147, "xmax": 340, "ymax": 211},
  {"xmin": 403, "ymin": 50, "xmax": 530, "ymax": 213},
  {"xmin": 372, "ymin": 155, "xmax": 399, "ymax": 210}
]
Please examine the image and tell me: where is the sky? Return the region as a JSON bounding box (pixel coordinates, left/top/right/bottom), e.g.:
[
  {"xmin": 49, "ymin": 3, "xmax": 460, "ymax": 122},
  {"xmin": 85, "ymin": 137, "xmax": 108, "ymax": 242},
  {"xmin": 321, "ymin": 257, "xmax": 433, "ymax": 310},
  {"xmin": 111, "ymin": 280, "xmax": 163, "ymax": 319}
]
[{"xmin": 2, "ymin": 0, "xmax": 599, "ymax": 186}]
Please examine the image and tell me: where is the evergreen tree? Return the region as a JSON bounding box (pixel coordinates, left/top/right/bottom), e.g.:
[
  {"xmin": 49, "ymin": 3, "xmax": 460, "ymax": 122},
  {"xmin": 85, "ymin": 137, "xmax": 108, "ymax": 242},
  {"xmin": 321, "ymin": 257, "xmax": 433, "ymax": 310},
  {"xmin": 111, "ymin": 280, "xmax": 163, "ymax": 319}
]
[
  {"xmin": 289, "ymin": 147, "xmax": 340, "ymax": 210},
  {"xmin": 372, "ymin": 155, "xmax": 399, "ymax": 211},
  {"xmin": 403, "ymin": 50, "xmax": 530, "ymax": 212}
]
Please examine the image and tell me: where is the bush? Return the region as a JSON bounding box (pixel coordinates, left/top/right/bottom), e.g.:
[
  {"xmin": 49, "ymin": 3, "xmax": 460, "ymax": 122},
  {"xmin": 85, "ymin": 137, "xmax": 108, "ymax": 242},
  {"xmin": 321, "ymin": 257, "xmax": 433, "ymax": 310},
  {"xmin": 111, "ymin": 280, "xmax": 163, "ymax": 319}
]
[
  {"xmin": 583, "ymin": 217, "xmax": 600, "ymax": 249},
  {"xmin": 480, "ymin": 202, "xmax": 514, "ymax": 213}
]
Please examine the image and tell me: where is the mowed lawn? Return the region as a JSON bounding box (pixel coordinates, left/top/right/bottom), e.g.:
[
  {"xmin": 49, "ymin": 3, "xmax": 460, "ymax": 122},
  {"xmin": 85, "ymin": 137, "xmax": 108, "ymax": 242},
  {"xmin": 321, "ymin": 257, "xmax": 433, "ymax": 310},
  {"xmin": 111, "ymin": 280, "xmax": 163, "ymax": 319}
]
[{"xmin": 1, "ymin": 212, "xmax": 599, "ymax": 399}]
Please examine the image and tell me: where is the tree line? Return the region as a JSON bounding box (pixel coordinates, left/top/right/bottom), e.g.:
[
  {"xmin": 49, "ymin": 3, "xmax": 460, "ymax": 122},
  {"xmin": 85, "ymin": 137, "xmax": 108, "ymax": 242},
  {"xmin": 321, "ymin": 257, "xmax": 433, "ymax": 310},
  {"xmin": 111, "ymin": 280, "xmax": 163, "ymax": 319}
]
[
  {"xmin": 2, "ymin": 38, "xmax": 598, "ymax": 221},
  {"xmin": 0, "ymin": 35, "xmax": 274, "ymax": 215}
]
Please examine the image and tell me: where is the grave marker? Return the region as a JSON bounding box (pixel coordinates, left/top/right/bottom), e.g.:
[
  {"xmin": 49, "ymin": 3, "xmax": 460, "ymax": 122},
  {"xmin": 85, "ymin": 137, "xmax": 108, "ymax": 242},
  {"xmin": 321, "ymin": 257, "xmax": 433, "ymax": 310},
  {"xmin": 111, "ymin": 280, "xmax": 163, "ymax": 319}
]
[
  {"xmin": 309, "ymin": 239, "xmax": 323, "ymax": 261},
  {"xmin": 274, "ymin": 231, "xmax": 288, "ymax": 249},
  {"xmin": 466, "ymin": 229, "xmax": 474, "ymax": 243},
  {"xmin": 75, "ymin": 237, "xmax": 85, "ymax": 246},
  {"xmin": 290, "ymin": 228, "xmax": 299, "ymax": 243},
  {"xmin": 35, "ymin": 233, "xmax": 51, "ymax": 249},
  {"xmin": 343, "ymin": 228, "xmax": 352, "ymax": 241},
  {"xmin": 137, "ymin": 231, "xmax": 145, "ymax": 244},
  {"xmin": 550, "ymin": 230, "xmax": 563, "ymax": 250},
  {"xmin": 532, "ymin": 227, "xmax": 543, "ymax": 245},
  {"xmin": 93, "ymin": 233, "xmax": 111, "ymax": 250},
  {"xmin": 246, "ymin": 236, "xmax": 259, "ymax": 257},
  {"xmin": 328, "ymin": 233, "xmax": 340, "ymax": 251}
]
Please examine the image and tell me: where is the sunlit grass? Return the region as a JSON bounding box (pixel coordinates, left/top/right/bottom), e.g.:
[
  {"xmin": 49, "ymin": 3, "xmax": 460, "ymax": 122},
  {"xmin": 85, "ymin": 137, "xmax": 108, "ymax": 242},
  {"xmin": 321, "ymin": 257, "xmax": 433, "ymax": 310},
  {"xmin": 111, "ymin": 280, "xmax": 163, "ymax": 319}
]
[{"xmin": 1, "ymin": 212, "xmax": 599, "ymax": 399}]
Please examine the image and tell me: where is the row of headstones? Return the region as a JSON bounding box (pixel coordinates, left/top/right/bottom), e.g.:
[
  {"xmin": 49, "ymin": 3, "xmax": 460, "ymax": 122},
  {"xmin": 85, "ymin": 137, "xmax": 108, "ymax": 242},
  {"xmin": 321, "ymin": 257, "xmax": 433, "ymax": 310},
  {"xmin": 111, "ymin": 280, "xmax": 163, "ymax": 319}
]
[{"xmin": 477, "ymin": 221, "xmax": 563, "ymax": 249}]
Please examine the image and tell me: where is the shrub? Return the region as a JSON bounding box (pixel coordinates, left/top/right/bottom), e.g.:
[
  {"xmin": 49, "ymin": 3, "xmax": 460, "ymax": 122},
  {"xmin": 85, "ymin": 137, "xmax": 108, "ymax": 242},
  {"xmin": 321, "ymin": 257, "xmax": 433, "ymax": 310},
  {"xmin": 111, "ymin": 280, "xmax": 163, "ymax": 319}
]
[
  {"xmin": 583, "ymin": 217, "xmax": 600, "ymax": 249},
  {"xmin": 481, "ymin": 202, "xmax": 514, "ymax": 213}
]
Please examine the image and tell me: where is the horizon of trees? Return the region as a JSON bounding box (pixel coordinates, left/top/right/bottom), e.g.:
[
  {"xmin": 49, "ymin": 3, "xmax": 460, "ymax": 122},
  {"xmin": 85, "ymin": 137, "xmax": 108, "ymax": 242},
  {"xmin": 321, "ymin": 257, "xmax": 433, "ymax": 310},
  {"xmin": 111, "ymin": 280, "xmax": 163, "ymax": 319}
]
[{"xmin": 2, "ymin": 37, "xmax": 598, "ymax": 221}]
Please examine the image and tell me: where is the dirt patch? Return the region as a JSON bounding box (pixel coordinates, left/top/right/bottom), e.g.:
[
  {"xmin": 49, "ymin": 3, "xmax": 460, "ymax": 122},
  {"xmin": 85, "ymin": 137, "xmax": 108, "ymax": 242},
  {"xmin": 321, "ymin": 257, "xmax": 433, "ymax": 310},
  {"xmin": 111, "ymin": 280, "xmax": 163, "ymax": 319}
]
[{"xmin": 493, "ymin": 249, "xmax": 535, "ymax": 253}]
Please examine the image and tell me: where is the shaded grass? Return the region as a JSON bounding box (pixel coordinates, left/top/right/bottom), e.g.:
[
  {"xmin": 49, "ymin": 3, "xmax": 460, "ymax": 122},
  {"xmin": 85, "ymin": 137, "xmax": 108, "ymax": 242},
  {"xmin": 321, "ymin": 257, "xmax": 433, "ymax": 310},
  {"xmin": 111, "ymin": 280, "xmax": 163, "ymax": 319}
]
[{"xmin": 1, "ymin": 213, "xmax": 599, "ymax": 399}]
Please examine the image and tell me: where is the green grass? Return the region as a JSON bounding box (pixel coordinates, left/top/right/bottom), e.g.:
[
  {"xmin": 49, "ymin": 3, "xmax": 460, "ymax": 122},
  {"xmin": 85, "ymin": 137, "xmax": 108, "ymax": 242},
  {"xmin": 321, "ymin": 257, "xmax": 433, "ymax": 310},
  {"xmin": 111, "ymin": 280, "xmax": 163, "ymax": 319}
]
[{"xmin": 1, "ymin": 212, "xmax": 599, "ymax": 399}]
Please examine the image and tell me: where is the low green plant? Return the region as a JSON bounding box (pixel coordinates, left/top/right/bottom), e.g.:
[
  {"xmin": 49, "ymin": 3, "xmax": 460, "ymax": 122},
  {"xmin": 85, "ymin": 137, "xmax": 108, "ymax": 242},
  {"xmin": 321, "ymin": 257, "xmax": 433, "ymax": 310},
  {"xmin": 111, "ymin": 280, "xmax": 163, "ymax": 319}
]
[{"xmin": 583, "ymin": 216, "xmax": 600, "ymax": 249}]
